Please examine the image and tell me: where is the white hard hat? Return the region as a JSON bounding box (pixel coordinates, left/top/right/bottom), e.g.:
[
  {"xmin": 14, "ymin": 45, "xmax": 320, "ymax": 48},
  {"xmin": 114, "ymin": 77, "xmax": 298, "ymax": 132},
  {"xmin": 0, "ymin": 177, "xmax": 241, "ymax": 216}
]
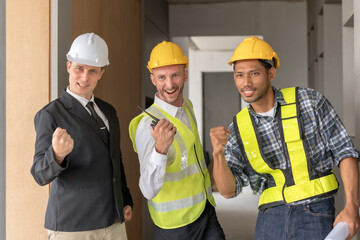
[{"xmin": 66, "ymin": 33, "xmax": 110, "ymax": 67}]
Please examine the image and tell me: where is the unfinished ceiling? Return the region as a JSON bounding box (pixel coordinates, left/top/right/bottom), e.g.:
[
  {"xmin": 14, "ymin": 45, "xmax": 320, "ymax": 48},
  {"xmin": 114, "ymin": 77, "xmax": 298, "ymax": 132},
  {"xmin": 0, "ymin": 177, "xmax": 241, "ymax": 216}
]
[
  {"xmin": 167, "ymin": 0, "xmax": 305, "ymax": 4},
  {"xmin": 166, "ymin": 0, "xmax": 345, "ymax": 4}
]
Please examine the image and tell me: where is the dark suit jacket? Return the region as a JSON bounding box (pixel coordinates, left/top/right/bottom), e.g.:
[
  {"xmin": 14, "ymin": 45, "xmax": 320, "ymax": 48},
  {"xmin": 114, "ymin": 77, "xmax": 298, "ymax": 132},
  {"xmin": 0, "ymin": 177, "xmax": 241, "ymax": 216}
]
[{"xmin": 31, "ymin": 90, "xmax": 133, "ymax": 231}]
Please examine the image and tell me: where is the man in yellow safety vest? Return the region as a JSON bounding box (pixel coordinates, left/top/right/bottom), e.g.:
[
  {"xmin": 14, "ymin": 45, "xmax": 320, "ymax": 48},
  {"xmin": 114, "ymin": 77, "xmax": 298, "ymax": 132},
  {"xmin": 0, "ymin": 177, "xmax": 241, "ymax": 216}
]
[
  {"xmin": 210, "ymin": 36, "xmax": 360, "ymax": 240},
  {"xmin": 129, "ymin": 41, "xmax": 225, "ymax": 240}
]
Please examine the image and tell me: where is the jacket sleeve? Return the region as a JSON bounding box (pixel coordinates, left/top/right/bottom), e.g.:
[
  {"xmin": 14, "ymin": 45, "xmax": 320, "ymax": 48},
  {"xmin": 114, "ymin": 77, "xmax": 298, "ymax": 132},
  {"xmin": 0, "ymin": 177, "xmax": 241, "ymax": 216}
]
[
  {"xmin": 31, "ymin": 109, "xmax": 68, "ymax": 186},
  {"xmin": 134, "ymin": 117, "xmax": 168, "ymax": 200},
  {"xmin": 119, "ymin": 149, "xmax": 133, "ymax": 208},
  {"xmin": 111, "ymin": 110, "xmax": 133, "ymax": 209}
]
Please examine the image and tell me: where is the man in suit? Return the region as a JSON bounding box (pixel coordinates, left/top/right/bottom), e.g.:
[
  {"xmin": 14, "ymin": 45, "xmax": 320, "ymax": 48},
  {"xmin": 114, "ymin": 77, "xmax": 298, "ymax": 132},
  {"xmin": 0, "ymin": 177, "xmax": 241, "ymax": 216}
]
[{"xmin": 31, "ymin": 32, "xmax": 133, "ymax": 240}]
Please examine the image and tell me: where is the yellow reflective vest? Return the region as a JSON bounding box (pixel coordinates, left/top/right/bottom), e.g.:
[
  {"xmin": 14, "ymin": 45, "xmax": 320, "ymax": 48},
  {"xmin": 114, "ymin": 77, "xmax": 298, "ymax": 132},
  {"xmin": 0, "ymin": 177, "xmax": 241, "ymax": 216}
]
[
  {"xmin": 129, "ymin": 99, "xmax": 215, "ymax": 229},
  {"xmin": 234, "ymin": 87, "xmax": 338, "ymax": 210}
]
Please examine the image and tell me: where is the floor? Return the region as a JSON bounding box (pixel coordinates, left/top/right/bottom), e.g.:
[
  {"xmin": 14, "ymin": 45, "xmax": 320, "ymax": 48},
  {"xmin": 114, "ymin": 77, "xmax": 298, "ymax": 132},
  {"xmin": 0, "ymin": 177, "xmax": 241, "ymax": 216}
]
[{"xmin": 213, "ymin": 187, "xmax": 260, "ymax": 240}]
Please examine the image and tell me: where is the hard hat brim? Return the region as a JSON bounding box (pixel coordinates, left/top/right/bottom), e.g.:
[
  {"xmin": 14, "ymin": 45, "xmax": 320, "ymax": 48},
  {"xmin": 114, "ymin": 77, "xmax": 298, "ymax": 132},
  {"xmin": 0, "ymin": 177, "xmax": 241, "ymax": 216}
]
[{"xmin": 67, "ymin": 54, "xmax": 110, "ymax": 67}]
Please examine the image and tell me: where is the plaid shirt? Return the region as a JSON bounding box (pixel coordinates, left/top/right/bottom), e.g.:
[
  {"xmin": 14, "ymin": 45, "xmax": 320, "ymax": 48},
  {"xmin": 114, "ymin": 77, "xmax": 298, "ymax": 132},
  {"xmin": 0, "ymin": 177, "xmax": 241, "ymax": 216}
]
[{"xmin": 225, "ymin": 87, "xmax": 359, "ymax": 201}]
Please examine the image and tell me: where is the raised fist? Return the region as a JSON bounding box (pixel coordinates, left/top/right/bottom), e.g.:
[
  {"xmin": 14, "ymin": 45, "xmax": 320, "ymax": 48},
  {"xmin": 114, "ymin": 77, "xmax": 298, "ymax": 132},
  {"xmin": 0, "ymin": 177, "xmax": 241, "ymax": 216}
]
[
  {"xmin": 210, "ymin": 126, "xmax": 230, "ymax": 155},
  {"xmin": 52, "ymin": 127, "xmax": 74, "ymax": 164},
  {"xmin": 151, "ymin": 119, "xmax": 176, "ymax": 155}
]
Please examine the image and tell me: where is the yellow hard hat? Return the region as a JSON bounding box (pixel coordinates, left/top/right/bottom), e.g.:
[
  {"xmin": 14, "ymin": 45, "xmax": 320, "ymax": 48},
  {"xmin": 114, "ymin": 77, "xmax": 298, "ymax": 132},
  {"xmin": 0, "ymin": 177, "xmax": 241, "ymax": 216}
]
[
  {"xmin": 147, "ymin": 41, "xmax": 188, "ymax": 73},
  {"xmin": 228, "ymin": 36, "xmax": 280, "ymax": 68}
]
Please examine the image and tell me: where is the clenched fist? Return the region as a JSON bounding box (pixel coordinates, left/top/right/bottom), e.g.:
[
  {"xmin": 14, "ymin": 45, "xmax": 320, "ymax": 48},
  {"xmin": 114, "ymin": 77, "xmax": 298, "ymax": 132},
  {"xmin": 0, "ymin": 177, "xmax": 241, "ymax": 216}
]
[
  {"xmin": 210, "ymin": 126, "xmax": 230, "ymax": 155},
  {"xmin": 52, "ymin": 127, "xmax": 74, "ymax": 164},
  {"xmin": 123, "ymin": 205, "xmax": 133, "ymax": 222},
  {"xmin": 151, "ymin": 119, "xmax": 176, "ymax": 155}
]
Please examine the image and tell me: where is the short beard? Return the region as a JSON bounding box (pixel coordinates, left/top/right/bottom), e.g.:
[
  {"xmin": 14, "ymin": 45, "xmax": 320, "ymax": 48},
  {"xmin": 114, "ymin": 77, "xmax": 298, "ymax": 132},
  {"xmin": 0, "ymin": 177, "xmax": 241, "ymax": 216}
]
[
  {"xmin": 242, "ymin": 75, "xmax": 271, "ymax": 104},
  {"xmin": 243, "ymin": 85, "xmax": 269, "ymax": 104}
]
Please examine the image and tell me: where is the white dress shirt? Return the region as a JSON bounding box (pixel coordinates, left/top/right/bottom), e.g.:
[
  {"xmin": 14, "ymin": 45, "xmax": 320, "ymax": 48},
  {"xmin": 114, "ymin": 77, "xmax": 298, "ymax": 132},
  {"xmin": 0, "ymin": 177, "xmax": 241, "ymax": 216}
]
[
  {"xmin": 135, "ymin": 94, "xmax": 193, "ymax": 200},
  {"xmin": 66, "ymin": 87, "xmax": 109, "ymax": 130}
]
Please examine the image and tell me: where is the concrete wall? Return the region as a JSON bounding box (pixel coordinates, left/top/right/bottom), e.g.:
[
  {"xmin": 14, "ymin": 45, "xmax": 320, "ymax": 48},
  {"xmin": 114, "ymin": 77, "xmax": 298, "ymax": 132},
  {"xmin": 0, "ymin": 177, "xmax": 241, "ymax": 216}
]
[
  {"xmin": 354, "ymin": 8, "xmax": 360, "ymax": 240},
  {"xmin": 342, "ymin": 0, "xmax": 355, "ymax": 137},
  {"xmin": 324, "ymin": 4, "xmax": 343, "ymax": 117},
  {"xmin": 353, "ymin": 1, "xmax": 360, "ymax": 149},
  {"xmin": 353, "ymin": 2, "xmax": 360, "ymax": 239},
  {"xmin": 169, "ymin": 1, "xmax": 308, "ymax": 89},
  {"xmin": 307, "ymin": 0, "xmax": 344, "ymax": 119},
  {"xmin": 169, "ymin": 1, "xmax": 307, "ymax": 140}
]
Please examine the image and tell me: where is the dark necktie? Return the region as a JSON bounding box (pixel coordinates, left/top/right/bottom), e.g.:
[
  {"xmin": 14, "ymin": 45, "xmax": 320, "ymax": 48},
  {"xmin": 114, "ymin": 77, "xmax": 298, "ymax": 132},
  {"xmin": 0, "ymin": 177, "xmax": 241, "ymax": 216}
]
[{"xmin": 86, "ymin": 101, "xmax": 109, "ymax": 146}]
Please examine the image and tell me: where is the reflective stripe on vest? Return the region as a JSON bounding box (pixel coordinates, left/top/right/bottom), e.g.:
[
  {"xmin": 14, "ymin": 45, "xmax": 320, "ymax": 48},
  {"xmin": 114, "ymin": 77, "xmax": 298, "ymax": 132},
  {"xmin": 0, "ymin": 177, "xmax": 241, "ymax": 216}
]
[
  {"xmin": 236, "ymin": 107, "xmax": 286, "ymax": 207},
  {"xmin": 129, "ymin": 99, "xmax": 215, "ymax": 229},
  {"xmin": 235, "ymin": 87, "xmax": 338, "ymax": 209},
  {"xmin": 149, "ymin": 186, "xmax": 213, "ymax": 212},
  {"xmin": 280, "ymin": 87, "xmax": 338, "ymax": 203},
  {"xmin": 164, "ymin": 159, "xmax": 208, "ymax": 182}
]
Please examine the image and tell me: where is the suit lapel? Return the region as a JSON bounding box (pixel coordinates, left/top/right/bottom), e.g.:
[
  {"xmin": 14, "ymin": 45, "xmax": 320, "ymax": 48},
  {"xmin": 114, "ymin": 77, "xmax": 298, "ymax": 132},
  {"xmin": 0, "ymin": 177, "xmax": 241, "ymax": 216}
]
[
  {"xmin": 95, "ymin": 98, "xmax": 114, "ymax": 148},
  {"xmin": 105, "ymin": 110, "xmax": 116, "ymax": 151},
  {"xmin": 60, "ymin": 91, "xmax": 109, "ymax": 147},
  {"xmin": 95, "ymin": 98, "xmax": 118, "ymax": 172}
]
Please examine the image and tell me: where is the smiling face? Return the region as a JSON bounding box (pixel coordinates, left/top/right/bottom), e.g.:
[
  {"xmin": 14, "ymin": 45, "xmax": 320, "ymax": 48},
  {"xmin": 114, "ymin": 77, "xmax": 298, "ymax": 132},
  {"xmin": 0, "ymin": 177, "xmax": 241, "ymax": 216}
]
[
  {"xmin": 233, "ymin": 59, "xmax": 276, "ymax": 113},
  {"xmin": 150, "ymin": 64, "xmax": 188, "ymax": 107},
  {"xmin": 67, "ymin": 61, "xmax": 105, "ymax": 100}
]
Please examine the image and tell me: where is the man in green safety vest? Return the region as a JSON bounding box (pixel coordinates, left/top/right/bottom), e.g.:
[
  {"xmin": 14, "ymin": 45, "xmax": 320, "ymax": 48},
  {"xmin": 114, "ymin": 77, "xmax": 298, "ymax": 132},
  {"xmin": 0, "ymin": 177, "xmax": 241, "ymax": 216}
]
[
  {"xmin": 210, "ymin": 36, "xmax": 360, "ymax": 240},
  {"xmin": 129, "ymin": 41, "xmax": 225, "ymax": 240}
]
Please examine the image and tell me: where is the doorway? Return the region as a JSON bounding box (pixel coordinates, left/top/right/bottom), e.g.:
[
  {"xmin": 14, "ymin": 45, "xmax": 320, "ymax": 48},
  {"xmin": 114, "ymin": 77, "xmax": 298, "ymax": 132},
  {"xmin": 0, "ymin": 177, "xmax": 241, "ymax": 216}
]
[{"xmin": 202, "ymin": 72, "xmax": 241, "ymax": 161}]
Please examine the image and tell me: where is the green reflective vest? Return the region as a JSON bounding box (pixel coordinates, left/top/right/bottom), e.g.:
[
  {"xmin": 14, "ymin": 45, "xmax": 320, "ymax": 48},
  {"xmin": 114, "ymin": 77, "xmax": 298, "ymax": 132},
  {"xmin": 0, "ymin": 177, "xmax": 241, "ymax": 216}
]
[
  {"xmin": 129, "ymin": 99, "xmax": 215, "ymax": 229},
  {"xmin": 234, "ymin": 87, "xmax": 338, "ymax": 210}
]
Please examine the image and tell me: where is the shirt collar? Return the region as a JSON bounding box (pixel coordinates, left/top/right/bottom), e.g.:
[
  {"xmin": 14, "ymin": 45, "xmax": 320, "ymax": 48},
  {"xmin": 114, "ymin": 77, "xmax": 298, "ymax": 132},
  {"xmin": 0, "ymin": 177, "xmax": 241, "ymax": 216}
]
[
  {"xmin": 273, "ymin": 86, "xmax": 287, "ymax": 105},
  {"xmin": 154, "ymin": 93, "xmax": 185, "ymax": 117},
  {"xmin": 247, "ymin": 86, "xmax": 285, "ymax": 122},
  {"xmin": 66, "ymin": 87, "xmax": 95, "ymax": 108}
]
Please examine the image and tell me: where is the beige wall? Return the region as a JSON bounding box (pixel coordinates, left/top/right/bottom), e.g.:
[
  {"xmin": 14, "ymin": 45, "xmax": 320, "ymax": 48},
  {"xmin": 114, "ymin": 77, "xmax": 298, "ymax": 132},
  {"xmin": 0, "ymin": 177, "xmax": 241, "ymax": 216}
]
[
  {"xmin": 71, "ymin": 1, "xmax": 142, "ymax": 239},
  {"xmin": 6, "ymin": 0, "xmax": 50, "ymax": 239}
]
